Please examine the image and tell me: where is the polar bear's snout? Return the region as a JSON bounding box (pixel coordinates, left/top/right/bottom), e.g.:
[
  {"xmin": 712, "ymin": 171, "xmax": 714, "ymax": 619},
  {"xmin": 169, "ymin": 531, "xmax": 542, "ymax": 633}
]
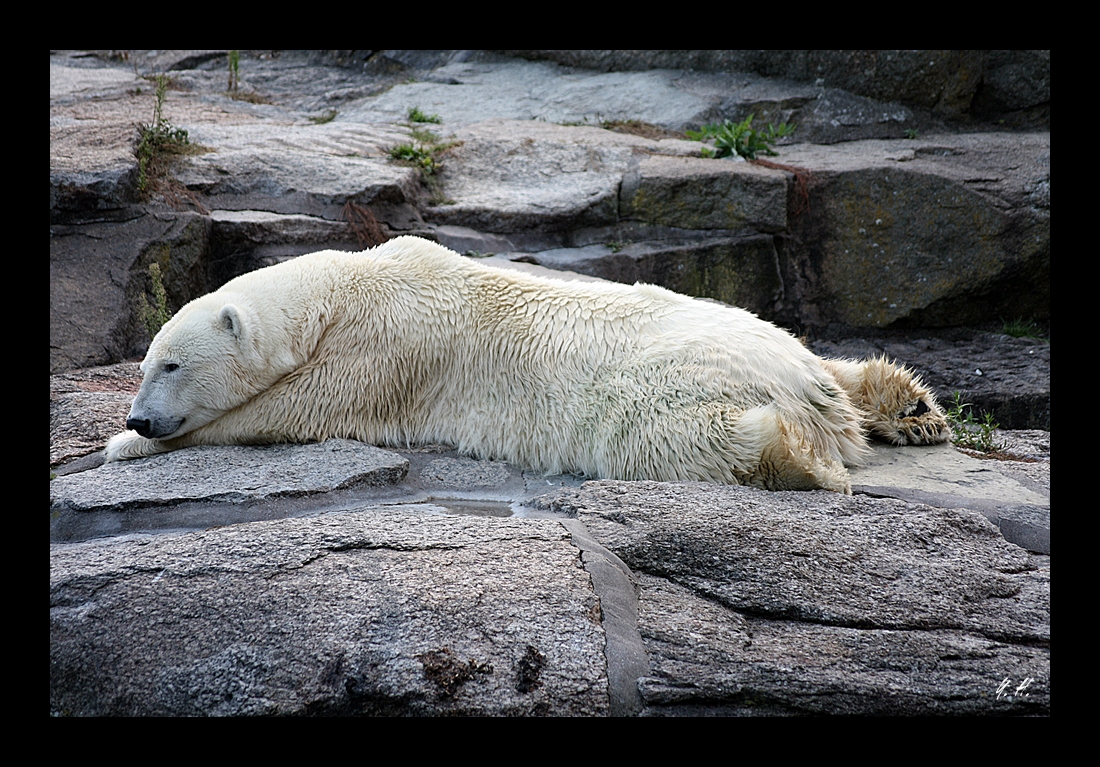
[
  {"xmin": 125, "ymin": 414, "xmax": 184, "ymax": 439},
  {"xmin": 126, "ymin": 417, "xmax": 156, "ymax": 438}
]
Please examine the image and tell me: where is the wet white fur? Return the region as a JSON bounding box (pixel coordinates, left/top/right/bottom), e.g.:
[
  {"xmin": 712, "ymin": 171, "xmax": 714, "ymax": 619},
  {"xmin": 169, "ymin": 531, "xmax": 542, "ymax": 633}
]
[{"xmin": 107, "ymin": 237, "xmax": 897, "ymax": 492}]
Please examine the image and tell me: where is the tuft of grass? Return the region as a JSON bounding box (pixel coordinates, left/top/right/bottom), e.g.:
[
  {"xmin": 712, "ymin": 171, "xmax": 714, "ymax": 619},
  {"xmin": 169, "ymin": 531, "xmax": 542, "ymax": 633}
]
[
  {"xmin": 228, "ymin": 50, "xmax": 240, "ymax": 93},
  {"xmin": 308, "ymin": 109, "xmax": 338, "ymax": 125},
  {"xmin": 686, "ymin": 115, "xmax": 796, "ymax": 160},
  {"xmin": 408, "ymin": 106, "xmax": 442, "ymax": 124},
  {"xmin": 221, "ymin": 51, "xmax": 273, "ymax": 103},
  {"xmin": 135, "ymin": 75, "xmax": 193, "ymax": 195},
  {"xmin": 388, "ymin": 111, "xmax": 462, "ymax": 205},
  {"xmin": 138, "ymin": 262, "xmax": 171, "ymax": 339},
  {"xmin": 389, "ymin": 143, "xmax": 441, "ymax": 174},
  {"xmin": 1002, "ymin": 317, "xmax": 1047, "ymax": 340},
  {"xmin": 945, "ymin": 392, "xmax": 1004, "ymax": 453},
  {"xmin": 904, "ymin": 128, "xmax": 920, "ymax": 139}
]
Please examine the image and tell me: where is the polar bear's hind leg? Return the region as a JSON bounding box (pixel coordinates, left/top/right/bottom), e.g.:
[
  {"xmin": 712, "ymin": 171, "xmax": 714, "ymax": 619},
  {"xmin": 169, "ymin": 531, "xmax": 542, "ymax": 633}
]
[
  {"xmin": 589, "ymin": 398, "xmax": 852, "ymax": 492},
  {"xmin": 749, "ymin": 407, "xmax": 854, "ymax": 493}
]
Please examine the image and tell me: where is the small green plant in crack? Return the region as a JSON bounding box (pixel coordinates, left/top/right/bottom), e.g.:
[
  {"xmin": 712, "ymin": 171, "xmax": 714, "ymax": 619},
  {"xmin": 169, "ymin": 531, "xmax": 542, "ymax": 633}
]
[
  {"xmin": 686, "ymin": 115, "xmax": 796, "ymax": 160},
  {"xmin": 407, "ymin": 106, "xmax": 442, "ymax": 124},
  {"xmin": 388, "ymin": 111, "xmax": 462, "ymax": 205},
  {"xmin": 1001, "ymin": 316, "xmax": 1048, "ymax": 340},
  {"xmin": 135, "ymin": 75, "xmax": 193, "ymax": 194},
  {"xmin": 904, "ymin": 128, "xmax": 920, "ymax": 139},
  {"xmin": 389, "ymin": 143, "xmax": 440, "ymax": 174},
  {"xmin": 138, "ymin": 262, "xmax": 172, "ymax": 339},
  {"xmin": 228, "ymin": 49, "xmax": 240, "ymax": 93},
  {"xmin": 221, "ymin": 51, "xmax": 273, "ymax": 104},
  {"xmin": 945, "ymin": 392, "xmax": 1004, "ymax": 453}
]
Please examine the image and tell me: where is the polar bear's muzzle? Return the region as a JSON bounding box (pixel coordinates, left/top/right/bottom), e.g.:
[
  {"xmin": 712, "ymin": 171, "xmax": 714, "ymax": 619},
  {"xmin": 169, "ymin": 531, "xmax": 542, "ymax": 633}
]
[{"xmin": 126, "ymin": 415, "xmax": 184, "ymax": 439}]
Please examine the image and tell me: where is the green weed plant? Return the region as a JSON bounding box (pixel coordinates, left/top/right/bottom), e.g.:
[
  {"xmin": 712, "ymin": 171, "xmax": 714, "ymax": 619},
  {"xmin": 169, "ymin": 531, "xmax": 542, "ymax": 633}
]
[
  {"xmin": 1002, "ymin": 317, "xmax": 1047, "ymax": 340},
  {"xmin": 228, "ymin": 50, "xmax": 240, "ymax": 92},
  {"xmin": 945, "ymin": 392, "xmax": 1004, "ymax": 453},
  {"xmin": 407, "ymin": 106, "xmax": 442, "ymax": 124},
  {"xmin": 135, "ymin": 75, "xmax": 192, "ymax": 194},
  {"xmin": 388, "ymin": 109, "xmax": 462, "ymax": 204},
  {"xmin": 686, "ymin": 115, "xmax": 795, "ymax": 160},
  {"xmin": 138, "ymin": 262, "xmax": 171, "ymax": 339}
]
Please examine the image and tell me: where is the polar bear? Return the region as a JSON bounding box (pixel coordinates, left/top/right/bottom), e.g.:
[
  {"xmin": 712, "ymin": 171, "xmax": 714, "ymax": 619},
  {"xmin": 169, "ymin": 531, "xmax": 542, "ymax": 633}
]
[{"xmin": 105, "ymin": 236, "xmax": 949, "ymax": 492}]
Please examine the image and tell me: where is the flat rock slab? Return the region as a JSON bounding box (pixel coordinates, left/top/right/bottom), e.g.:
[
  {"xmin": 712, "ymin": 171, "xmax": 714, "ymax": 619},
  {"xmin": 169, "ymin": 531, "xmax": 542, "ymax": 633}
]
[
  {"xmin": 50, "ymin": 439, "xmax": 409, "ymax": 512},
  {"xmin": 50, "ymin": 508, "xmax": 608, "ymax": 716},
  {"xmin": 635, "ymin": 572, "xmax": 1047, "ymax": 715},
  {"xmin": 50, "ymin": 479, "xmax": 1049, "ymax": 715},
  {"xmin": 549, "ymin": 481, "xmax": 1045, "ymax": 640},
  {"xmin": 340, "ymin": 60, "xmax": 815, "ymax": 132},
  {"xmin": 538, "ymin": 480, "xmax": 1048, "ymax": 715},
  {"xmin": 426, "ymin": 118, "xmax": 660, "ymax": 234},
  {"xmin": 850, "ymin": 442, "xmax": 1049, "ymax": 554},
  {"xmin": 177, "ymin": 120, "xmax": 419, "ymax": 219}
]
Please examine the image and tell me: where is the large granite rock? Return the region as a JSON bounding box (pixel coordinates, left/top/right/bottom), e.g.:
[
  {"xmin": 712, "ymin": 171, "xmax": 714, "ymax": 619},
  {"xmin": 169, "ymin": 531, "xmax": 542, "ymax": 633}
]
[
  {"xmin": 51, "ymin": 509, "xmax": 609, "ymax": 716},
  {"xmin": 50, "ymin": 477, "xmax": 1048, "ymax": 716}
]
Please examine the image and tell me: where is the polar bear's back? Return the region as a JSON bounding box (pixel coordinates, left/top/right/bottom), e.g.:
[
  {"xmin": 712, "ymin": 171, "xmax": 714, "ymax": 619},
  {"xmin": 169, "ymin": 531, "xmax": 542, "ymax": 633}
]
[
  {"xmin": 217, "ymin": 238, "xmax": 825, "ymax": 405},
  {"xmin": 299, "ymin": 238, "xmax": 847, "ymax": 476}
]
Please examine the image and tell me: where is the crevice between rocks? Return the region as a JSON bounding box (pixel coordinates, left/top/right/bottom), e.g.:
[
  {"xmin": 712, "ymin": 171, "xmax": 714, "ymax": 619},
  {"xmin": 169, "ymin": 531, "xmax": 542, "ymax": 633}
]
[{"xmin": 560, "ymin": 518, "xmax": 649, "ymax": 716}]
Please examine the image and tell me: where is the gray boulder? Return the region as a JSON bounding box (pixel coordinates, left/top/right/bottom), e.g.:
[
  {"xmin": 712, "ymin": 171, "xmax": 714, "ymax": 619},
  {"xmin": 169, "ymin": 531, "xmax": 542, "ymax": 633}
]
[
  {"xmin": 50, "ymin": 476, "xmax": 1048, "ymax": 716},
  {"xmin": 51, "ymin": 509, "xmax": 609, "ymax": 716}
]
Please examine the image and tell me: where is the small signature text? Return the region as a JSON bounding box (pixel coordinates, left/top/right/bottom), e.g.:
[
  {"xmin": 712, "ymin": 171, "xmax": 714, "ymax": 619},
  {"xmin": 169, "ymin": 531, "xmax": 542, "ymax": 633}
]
[{"xmin": 996, "ymin": 677, "xmax": 1034, "ymax": 700}]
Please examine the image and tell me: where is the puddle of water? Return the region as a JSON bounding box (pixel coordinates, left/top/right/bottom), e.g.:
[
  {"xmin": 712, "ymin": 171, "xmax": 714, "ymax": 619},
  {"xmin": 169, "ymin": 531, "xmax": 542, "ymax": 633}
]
[{"xmin": 425, "ymin": 499, "xmax": 514, "ymax": 518}]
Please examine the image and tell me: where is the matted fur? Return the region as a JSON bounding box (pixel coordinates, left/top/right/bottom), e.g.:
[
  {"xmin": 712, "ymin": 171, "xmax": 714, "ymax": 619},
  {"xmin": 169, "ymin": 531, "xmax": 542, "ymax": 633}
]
[{"xmin": 106, "ymin": 237, "xmax": 949, "ymax": 493}]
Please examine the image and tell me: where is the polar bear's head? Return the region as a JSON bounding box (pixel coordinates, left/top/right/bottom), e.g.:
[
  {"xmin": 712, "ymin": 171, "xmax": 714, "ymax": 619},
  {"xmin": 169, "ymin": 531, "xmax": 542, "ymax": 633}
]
[{"xmin": 126, "ymin": 297, "xmax": 292, "ymax": 441}]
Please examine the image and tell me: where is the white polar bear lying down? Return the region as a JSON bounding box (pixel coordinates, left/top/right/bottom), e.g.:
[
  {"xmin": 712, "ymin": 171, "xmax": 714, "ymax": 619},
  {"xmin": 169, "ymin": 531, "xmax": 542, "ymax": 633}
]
[{"xmin": 106, "ymin": 236, "xmax": 950, "ymax": 493}]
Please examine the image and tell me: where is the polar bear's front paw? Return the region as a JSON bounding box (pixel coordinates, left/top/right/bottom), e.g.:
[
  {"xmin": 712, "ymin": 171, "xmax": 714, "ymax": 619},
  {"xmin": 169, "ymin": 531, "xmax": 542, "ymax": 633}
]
[{"xmin": 104, "ymin": 430, "xmax": 169, "ymax": 462}]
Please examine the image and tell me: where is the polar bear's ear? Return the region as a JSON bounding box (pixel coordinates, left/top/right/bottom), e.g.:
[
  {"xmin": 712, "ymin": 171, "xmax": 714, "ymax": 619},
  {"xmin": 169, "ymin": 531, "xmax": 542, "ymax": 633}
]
[{"xmin": 218, "ymin": 304, "xmax": 250, "ymax": 347}]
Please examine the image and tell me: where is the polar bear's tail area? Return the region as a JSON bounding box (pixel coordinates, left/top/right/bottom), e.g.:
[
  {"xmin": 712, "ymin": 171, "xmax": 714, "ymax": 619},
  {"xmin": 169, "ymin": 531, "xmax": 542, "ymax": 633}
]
[{"xmin": 735, "ymin": 406, "xmax": 854, "ymax": 494}]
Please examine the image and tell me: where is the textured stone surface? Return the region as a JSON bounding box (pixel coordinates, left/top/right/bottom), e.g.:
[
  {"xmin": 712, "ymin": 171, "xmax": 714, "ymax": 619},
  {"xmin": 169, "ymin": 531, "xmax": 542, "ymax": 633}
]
[
  {"xmin": 50, "ymin": 509, "xmax": 608, "ymax": 716},
  {"xmin": 50, "ymin": 439, "xmax": 409, "ymax": 513}
]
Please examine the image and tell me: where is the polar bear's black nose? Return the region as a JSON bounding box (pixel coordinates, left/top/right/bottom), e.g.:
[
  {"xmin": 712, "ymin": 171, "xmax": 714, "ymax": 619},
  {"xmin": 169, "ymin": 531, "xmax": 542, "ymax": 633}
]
[{"xmin": 127, "ymin": 417, "xmax": 153, "ymax": 437}]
